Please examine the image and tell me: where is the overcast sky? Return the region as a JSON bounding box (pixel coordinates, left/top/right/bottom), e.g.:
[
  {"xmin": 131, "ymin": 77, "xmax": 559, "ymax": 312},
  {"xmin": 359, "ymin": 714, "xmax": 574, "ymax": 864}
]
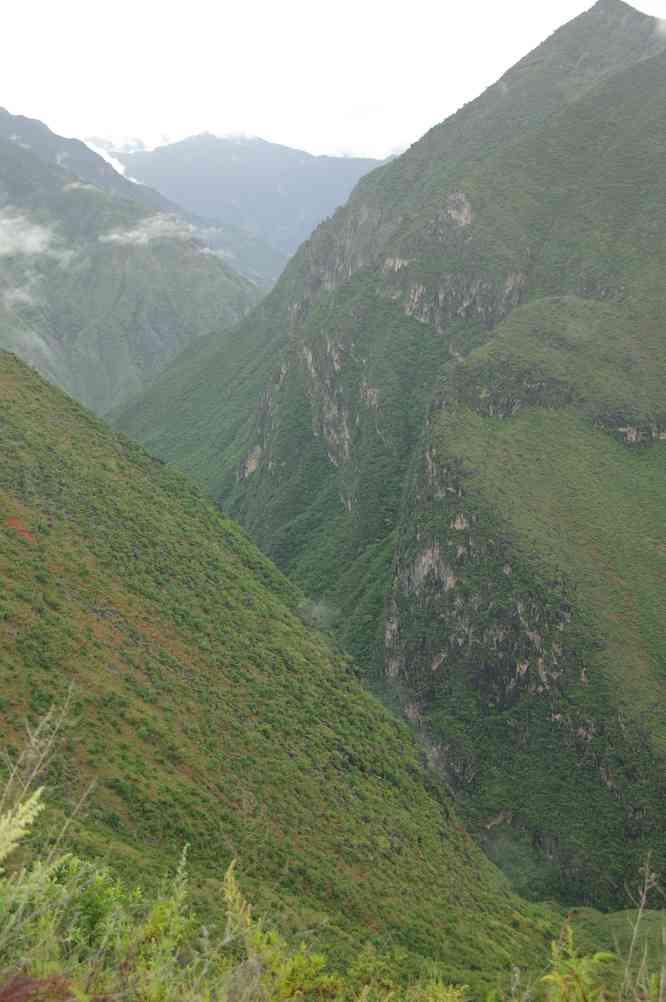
[{"xmin": 2, "ymin": 0, "xmax": 665, "ymax": 158}]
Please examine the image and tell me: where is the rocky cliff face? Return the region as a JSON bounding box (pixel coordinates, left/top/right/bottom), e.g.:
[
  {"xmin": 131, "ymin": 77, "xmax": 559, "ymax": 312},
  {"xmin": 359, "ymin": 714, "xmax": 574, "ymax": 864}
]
[
  {"xmin": 384, "ymin": 392, "xmax": 666, "ymax": 903},
  {"xmin": 114, "ymin": 2, "xmax": 666, "ymax": 904}
]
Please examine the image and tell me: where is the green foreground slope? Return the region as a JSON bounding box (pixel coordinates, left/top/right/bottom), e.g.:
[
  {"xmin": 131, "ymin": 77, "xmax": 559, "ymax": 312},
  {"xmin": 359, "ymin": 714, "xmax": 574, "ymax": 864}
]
[
  {"xmin": 112, "ymin": 2, "xmax": 666, "ymax": 905},
  {"xmin": 0, "ymin": 352, "xmax": 561, "ymax": 990}
]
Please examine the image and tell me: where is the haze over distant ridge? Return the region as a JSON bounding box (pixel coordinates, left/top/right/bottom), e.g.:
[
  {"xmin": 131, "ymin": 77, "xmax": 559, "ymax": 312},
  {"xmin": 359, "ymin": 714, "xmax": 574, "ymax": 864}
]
[{"xmin": 3, "ymin": 0, "xmax": 665, "ymax": 158}]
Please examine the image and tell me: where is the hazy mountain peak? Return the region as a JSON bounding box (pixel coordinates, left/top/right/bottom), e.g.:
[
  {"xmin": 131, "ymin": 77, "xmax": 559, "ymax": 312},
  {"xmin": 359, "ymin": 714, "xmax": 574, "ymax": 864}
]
[
  {"xmin": 118, "ymin": 134, "xmax": 380, "ymax": 254},
  {"xmin": 590, "ymin": 0, "xmax": 666, "ymax": 33},
  {"xmin": 591, "ymin": 0, "xmax": 644, "ymax": 14},
  {"xmin": 208, "ymin": 131, "xmax": 263, "ymax": 143},
  {"xmin": 86, "ymin": 134, "xmax": 148, "ymax": 154},
  {"xmin": 0, "ymin": 107, "xmax": 179, "ymax": 214}
]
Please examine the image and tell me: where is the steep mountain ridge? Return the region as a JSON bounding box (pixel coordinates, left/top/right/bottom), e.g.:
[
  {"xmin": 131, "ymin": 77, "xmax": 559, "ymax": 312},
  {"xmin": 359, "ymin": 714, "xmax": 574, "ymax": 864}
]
[
  {"xmin": 0, "ymin": 352, "xmax": 560, "ymax": 991},
  {"xmin": 113, "ymin": 1, "xmax": 666, "ymax": 904},
  {"xmin": 0, "ymin": 107, "xmax": 175, "ymax": 213},
  {"xmin": 0, "ymin": 136, "xmax": 258, "ymax": 413},
  {"xmin": 114, "ymin": 0, "xmax": 666, "ymax": 493},
  {"xmin": 266, "ymin": 0, "xmax": 666, "ymax": 307}
]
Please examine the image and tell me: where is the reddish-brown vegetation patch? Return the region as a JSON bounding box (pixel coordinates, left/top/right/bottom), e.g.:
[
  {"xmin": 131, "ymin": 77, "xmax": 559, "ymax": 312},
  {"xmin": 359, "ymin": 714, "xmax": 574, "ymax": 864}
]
[
  {"xmin": 0, "ymin": 975, "xmax": 72, "ymax": 1002},
  {"xmin": 5, "ymin": 517, "xmax": 35, "ymax": 544}
]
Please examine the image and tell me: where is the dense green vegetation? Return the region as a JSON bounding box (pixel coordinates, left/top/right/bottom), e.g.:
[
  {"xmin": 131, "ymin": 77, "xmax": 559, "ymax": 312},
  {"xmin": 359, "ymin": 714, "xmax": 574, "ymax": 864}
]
[
  {"xmin": 396, "ymin": 401, "xmax": 666, "ymax": 902},
  {"xmin": 0, "ymin": 352, "xmax": 569, "ymax": 992},
  {"xmin": 0, "ymin": 135, "xmax": 258, "ymax": 414},
  {"xmin": 1, "ymin": 779, "xmax": 665, "ymax": 1001},
  {"xmin": 112, "ymin": 1, "xmax": 666, "ymax": 906},
  {"xmin": 383, "ymin": 43, "xmax": 666, "ymax": 901}
]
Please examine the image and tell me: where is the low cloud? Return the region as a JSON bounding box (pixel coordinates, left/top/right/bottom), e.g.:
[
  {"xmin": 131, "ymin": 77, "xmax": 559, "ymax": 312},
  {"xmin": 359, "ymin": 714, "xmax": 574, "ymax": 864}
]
[
  {"xmin": 199, "ymin": 245, "xmax": 231, "ymax": 260},
  {"xmin": 1, "ymin": 262, "xmax": 44, "ymax": 312},
  {"xmin": 0, "ymin": 208, "xmax": 75, "ymax": 268},
  {"xmin": 0, "ymin": 210, "xmax": 55, "ymax": 257},
  {"xmin": 12, "ymin": 327, "xmax": 57, "ymax": 368},
  {"xmin": 9, "ymin": 133, "xmax": 31, "ymax": 151},
  {"xmin": 63, "ymin": 180, "xmax": 99, "ymax": 192},
  {"xmin": 656, "ymin": 18, "xmax": 666, "ymax": 37},
  {"xmin": 99, "ymin": 213, "xmax": 195, "ymax": 247},
  {"xmin": 3, "ymin": 282, "xmax": 37, "ymax": 309}
]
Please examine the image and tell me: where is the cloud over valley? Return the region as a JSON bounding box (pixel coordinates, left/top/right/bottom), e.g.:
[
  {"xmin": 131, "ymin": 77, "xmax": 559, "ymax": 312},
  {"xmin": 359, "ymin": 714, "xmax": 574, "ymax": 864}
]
[{"xmin": 98, "ymin": 213, "xmax": 195, "ymax": 247}]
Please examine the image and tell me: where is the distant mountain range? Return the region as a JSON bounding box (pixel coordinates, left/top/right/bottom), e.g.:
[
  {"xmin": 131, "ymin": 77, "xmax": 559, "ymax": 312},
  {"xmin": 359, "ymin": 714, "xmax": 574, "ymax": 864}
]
[
  {"xmin": 0, "ymin": 107, "xmax": 385, "ymax": 413},
  {"xmin": 0, "ymin": 109, "xmax": 286, "ymax": 287},
  {"xmin": 115, "ymin": 134, "xmax": 381, "ymax": 255},
  {"xmin": 0, "ymin": 121, "xmax": 258, "ymax": 413}
]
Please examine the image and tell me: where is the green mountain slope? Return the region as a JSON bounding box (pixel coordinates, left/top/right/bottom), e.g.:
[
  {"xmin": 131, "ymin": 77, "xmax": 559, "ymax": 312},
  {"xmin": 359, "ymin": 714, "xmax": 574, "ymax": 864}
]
[
  {"xmin": 0, "ymin": 136, "xmax": 259, "ymax": 414},
  {"xmin": 113, "ymin": 0, "xmax": 665, "ymax": 494},
  {"xmin": 0, "ymin": 107, "xmax": 177, "ymax": 215},
  {"xmin": 118, "ymin": 134, "xmax": 380, "ymax": 255},
  {"xmin": 0, "ymin": 351, "xmax": 560, "ymax": 991},
  {"xmin": 0, "ymin": 108, "xmax": 286, "ymax": 288},
  {"xmin": 112, "ymin": 1, "xmax": 666, "ymax": 905}
]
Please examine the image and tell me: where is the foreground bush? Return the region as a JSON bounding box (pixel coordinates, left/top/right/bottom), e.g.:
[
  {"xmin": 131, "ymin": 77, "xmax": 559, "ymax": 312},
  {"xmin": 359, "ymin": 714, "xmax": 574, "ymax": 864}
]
[
  {"xmin": 0, "ymin": 768, "xmax": 663, "ymax": 1000},
  {"xmin": 0, "ymin": 782, "xmax": 473, "ymax": 1001}
]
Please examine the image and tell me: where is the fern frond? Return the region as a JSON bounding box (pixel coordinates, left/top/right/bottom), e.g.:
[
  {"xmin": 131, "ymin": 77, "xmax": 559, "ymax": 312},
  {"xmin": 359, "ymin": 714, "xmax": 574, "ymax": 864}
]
[{"xmin": 0, "ymin": 787, "xmax": 44, "ymax": 872}]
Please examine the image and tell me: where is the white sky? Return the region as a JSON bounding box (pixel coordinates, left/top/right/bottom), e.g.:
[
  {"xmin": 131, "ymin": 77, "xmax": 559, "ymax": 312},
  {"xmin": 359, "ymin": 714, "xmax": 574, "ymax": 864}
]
[{"xmin": 2, "ymin": 0, "xmax": 665, "ymax": 158}]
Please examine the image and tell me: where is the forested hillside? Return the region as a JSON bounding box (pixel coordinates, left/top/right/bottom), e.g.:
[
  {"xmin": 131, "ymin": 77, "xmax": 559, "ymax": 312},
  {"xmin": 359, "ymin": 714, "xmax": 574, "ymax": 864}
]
[
  {"xmin": 113, "ymin": 0, "xmax": 666, "ymax": 904},
  {"xmin": 0, "ymin": 352, "xmax": 563, "ymax": 992}
]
